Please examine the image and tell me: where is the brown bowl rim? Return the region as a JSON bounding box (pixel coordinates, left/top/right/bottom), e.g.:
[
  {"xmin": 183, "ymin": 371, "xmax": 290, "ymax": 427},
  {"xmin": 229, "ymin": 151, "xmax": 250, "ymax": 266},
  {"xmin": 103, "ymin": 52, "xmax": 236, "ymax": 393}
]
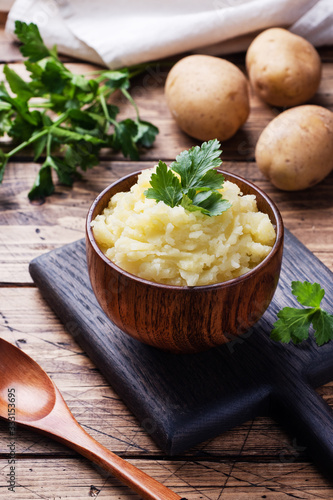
[{"xmin": 86, "ymin": 169, "xmax": 284, "ymax": 290}]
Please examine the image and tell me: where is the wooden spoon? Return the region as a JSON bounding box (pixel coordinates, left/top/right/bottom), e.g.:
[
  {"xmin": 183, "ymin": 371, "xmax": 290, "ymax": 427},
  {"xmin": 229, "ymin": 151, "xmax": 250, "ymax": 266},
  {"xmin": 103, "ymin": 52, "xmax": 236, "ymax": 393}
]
[{"xmin": 0, "ymin": 338, "xmax": 186, "ymax": 500}]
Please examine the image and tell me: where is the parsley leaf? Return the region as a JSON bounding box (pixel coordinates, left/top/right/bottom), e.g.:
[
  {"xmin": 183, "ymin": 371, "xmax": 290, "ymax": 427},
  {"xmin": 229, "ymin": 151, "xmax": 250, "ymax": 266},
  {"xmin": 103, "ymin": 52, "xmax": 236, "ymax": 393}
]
[
  {"xmin": 0, "ymin": 108, "xmax": 13, "ymax": 138},
  {"xmin": 171, "ymin": 139, "xmax": 223, "ymax": 192},
  {"xmin": 135, "ymin": 119, "xmax": 159, "ymax": 148},
  {"xmin": 0, "ymin": 21, "xmax": 158, "ymax": 200},
  {"xmin": 183, "ymin": 190, "xmax": 232, "ymax": 216},
  {"xmin": 15, "ymin": 20, "xmax": 50, "ymax": 62},
  {"xmin": 271, "ymin": 281, "xmax": 333, "ymax": 346},
  {"xmin": 145, "ymin": 161, "xmax": 183, "ymax": 207},
  {"xmin": 144, "ymin": 140, "xmax": 231, "ymax": 217},
  {"xmin": 28, "ymin": 161, "xmax": 54, "ymax": 201},
  {"xmin": 3, "ymin": 65, "xmax": 34, "ymax": 101},
  {"xmin": 111, "ymin": 119, "xmax": 140, "ymax": 160},
  {"xmin": 103, "ymin": 69, "xmax": 130, "ymax": 90},
  {"xmin": 312, "ymin": 310, "xmax": 333, "ymax": 346},
  {"xmin": 291, "ymin": 281, "xmax": 325, "ymax": 307},
  {"xmin": 271, "ymin": 308, "xmax": 315, "ymax": 344},
  {"xmin": 41, "ymin": 60, "xmax": 68, "ymax": 94}
]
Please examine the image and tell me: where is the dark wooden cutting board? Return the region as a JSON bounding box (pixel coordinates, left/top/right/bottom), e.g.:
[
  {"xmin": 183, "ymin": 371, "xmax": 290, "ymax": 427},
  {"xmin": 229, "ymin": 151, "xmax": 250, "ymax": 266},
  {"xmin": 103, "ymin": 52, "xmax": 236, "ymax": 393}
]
[{"xmin": 29, "ymin": 229, "xmax": 333, "ymax": 476}]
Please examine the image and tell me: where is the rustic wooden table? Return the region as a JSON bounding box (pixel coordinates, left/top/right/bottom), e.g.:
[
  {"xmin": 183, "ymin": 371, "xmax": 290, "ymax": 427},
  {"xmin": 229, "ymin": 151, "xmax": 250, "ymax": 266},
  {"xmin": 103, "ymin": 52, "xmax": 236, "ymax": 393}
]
[{"xmin": 0, "ymin": 12, "xmax": 333, "ymax": 499}]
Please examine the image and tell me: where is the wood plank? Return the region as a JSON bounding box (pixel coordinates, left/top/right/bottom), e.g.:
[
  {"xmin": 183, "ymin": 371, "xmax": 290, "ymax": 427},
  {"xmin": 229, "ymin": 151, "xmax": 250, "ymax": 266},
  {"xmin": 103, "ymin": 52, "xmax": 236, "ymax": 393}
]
[
  {"xmin": 27, "ymin": 231, "xmax": 333, "ymax": 469},
  {"xmin": 0, "ymin": 32, "xmax": 332, "ymax": 499},
  {"xmin": 1, "ymin": 288, "xmax": 333, "ymax": 462},
  {"xmin": 0, "ymin": 61, "xmax": 332, "ymax": 161},
  {"xmin": 0, "ymin": 161, "xmax": 332, "ymax": 283},
  {"xmin": 0, "ymin": 457, "xmax": 333, "ymax": 499},
  {"xmin": 0, "ymin": 23, "xmax": 23, "ymax": 62}
]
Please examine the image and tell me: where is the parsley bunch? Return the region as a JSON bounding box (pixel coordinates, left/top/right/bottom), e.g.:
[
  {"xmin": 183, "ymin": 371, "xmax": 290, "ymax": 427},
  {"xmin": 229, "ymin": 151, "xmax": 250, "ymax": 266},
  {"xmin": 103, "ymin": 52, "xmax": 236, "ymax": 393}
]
[
  {"xmin": 271, "ymin": 281, "xmax": 333, "ymax": 346},
  {"xmin": 144, "ymin": 139, "xmax": 232, "ymax": 216},
  {"xmin": 0, "ymin": 21, "xmax": 158, "ymax": 200}
]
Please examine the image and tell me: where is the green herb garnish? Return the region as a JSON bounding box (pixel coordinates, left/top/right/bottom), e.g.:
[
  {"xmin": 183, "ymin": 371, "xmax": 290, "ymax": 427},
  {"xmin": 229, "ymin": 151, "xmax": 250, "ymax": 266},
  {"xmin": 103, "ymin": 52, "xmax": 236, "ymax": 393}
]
[
  {"xmin": 271, "ymin": 281, "xmax": 333, "ymax": 346},
  {"xmin": 0, "ymin": 21, "xmax": 158, "ymax": 200},
  {"xmin": 144, "ymin": 139, "xmax": 231, "ymax": 216}
]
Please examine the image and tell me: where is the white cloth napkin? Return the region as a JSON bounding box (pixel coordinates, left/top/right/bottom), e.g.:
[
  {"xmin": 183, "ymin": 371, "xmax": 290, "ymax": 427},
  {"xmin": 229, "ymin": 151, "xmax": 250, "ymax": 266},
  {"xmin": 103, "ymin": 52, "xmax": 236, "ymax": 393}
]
[{"xmin": 6, "ymin": 0, "xmax": 333, "ymax": 68}]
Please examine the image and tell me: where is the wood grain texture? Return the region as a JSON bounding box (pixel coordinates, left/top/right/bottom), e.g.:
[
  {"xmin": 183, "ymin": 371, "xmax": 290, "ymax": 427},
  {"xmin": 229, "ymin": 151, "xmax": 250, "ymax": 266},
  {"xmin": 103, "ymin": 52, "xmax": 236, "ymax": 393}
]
[
  {"xmin": 0, "ymin": 60, "xmax": 332, "ymax": 161},
  {"xmin": 2, "ymin": 286, "xmax": 332, "ymax": 458},
  {"xmin": 3, "ymin": 287, "xmax": 331, "ymax": 462},
  {"xmin": 0, "ymin": 342, "xmax": 184, "ymax": 500},
  {"xmin": 2, "ymin": 457, "xmax": 333, "ymax": 499},
  {"xmin": 0, "ymin": 24, "xmax": 23, "ymax": 63},
  {"xmin": 29, "ymin": 230, "xmax": 333, "ymax": 479},
  {"xmin": 1, "ymin": 161, "xmax": 332, "ymax": 284},
  {"xmin": 0, "ymin": 18, "xmax": 332, "ymax": 498}
]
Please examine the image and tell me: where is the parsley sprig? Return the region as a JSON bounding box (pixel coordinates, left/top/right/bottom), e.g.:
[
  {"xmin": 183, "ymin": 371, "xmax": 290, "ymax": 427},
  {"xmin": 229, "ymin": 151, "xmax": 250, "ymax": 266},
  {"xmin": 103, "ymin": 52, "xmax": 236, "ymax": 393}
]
[
  {"xmin": 144, "ymin": 140, "xmax": 232, "ymax": 216},
  {"xmin": 0, "ymin": 21, "xmax": 159, "ymax": 200},
  {"xmin": 271, "ymin": 281, "xmax": 333, "ymax": 346}
]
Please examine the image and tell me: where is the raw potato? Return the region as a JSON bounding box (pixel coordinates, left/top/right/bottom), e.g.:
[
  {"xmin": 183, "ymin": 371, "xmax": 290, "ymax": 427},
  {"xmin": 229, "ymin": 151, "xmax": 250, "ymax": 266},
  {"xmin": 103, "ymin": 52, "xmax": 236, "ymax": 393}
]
[
  {"xmin": 165, "ymin": 55, "xmax": 249, "ymax": 141},
  {"xmin": 255, "ymin": 105, "xmax": 333, "ymax": 191},
  {"xmin": 246, "ymin": 28, "xmax": 321, "ymax": 107}
]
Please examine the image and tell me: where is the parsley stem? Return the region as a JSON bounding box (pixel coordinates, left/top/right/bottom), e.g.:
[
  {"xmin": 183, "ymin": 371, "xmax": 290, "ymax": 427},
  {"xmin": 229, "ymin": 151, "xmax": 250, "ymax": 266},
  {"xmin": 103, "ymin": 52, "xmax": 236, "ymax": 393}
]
[
  {"xmin": 6, "ymin": 129, "xmax": 49, "ymax": 158},
  {"xmin": 121, "ymin": 88, "xmax": 139, "ymax": 120},
  {"xmin": 5, "ymin": 111, "xmax": 69, "ymax": 159},
  {"xmin": 46, "ymin": 132, "xmax": 52, "ymax": 158},
  {"xmin": 127, "ymin": 69, "xmax": 144, "ymax": 79},
  {"xmin": 99, "ymin": 85, "xmax": 115, "ymax": 96},
  {"xmin": 99, "ymin": 92, "xmax": 118, "ymax": 128},
  {"xmin": 31, "ymin": 103, "xmax": 54, "ymax": 109},
  {"xmin": 93, "ymin": 60, "xmax": 173, "ymax": 80},
  {"xmin": 50, "ymin": 111, "xmax": 69, "ymax": 128}
]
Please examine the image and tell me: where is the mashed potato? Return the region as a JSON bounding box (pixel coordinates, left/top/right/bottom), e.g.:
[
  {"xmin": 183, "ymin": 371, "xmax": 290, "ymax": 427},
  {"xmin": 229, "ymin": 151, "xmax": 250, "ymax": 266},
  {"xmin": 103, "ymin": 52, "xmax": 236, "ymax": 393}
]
[{"xmin": 91, "ymin": 168, "xmax": 276, "ymax": 286}]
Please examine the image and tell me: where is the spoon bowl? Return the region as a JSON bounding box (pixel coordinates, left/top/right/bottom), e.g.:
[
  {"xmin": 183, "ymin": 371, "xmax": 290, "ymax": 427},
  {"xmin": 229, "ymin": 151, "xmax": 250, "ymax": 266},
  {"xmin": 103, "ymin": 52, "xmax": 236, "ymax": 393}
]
[
  {"xmin": 0, "ymin": 338, "xmax": 185, "ymax": 500},
  {"xmin": 0, "ymin": 339, "xmax": 56, "ymax": 422}
]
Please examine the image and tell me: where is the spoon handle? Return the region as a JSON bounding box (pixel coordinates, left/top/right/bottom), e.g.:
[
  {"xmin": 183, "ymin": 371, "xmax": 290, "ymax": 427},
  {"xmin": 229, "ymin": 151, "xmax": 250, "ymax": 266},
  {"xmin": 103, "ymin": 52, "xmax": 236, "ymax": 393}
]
[{"xmin": 37, "ymin": 388, "xmax": 186, "ymax": 500}]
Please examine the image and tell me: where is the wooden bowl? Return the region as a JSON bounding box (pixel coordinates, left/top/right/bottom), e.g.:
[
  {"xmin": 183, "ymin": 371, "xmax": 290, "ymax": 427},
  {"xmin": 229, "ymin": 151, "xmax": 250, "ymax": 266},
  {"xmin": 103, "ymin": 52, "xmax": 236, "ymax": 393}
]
[{"xmin": 86, "ymin": 170, "xmax": 284, "ymax": 354}]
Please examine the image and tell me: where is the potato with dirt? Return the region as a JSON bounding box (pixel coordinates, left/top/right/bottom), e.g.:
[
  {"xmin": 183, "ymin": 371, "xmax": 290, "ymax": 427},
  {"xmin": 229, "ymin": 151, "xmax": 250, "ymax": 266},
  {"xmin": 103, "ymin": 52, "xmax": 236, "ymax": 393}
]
[
  {"xmin": 255, "ymin": 105, "xmax": 333, "ymax": 191},
  {"xmin": 246, "ymin": 28, "xmax": 321, "ymax": 107},
  {"xmin": 165, "ymin": 55, "xmax": 249, "ymax": 141}
]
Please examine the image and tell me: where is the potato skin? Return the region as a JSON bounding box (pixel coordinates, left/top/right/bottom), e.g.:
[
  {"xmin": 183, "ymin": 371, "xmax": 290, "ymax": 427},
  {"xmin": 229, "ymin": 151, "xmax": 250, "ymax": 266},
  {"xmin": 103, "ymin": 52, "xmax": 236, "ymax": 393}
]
[
  {"xmin": 165, "ymin": 55, "xmax": 249, "ymax": 141},
  {"xmin": 255, "ymin": 105, "xmax": 333, "ymax": 191},
  {"xmin": 246, "ymin": 28, "xmax": 321, "ymax": 107}
]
